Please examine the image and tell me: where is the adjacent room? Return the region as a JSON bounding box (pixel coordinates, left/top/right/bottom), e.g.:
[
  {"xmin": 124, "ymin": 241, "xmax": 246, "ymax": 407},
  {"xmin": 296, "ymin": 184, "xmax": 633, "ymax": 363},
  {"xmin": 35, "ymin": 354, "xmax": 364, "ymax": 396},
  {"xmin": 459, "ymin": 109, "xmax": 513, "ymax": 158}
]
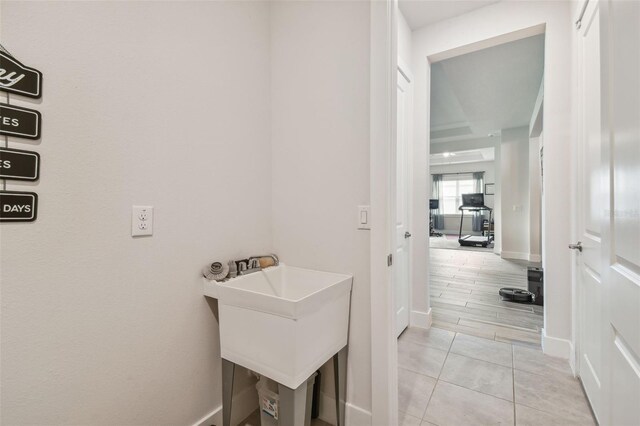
[
  {"xmin": 426, "ymin": 34, "xmax": 545, "ymax": 342},
  {"xmin": 394, "ymin": 3, "xmax": 607, "ymax": 425}
]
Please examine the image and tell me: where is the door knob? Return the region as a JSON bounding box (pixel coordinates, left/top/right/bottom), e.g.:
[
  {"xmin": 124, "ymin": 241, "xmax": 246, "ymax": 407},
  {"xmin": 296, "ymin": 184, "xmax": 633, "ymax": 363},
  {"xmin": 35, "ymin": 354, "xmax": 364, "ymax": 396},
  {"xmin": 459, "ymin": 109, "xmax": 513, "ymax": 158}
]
[
  {"xmin": 568, "ymin": 241, "xmax": 583, "ymax": 252},
  {"xmin": 405, "ymin": 232, "xmax": 412, "ymax": 239}
]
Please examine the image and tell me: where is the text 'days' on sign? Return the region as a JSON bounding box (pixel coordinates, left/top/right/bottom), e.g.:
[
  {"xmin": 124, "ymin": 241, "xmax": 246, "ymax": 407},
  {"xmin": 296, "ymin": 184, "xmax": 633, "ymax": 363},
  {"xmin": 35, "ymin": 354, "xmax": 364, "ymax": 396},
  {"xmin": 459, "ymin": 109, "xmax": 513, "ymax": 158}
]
[
  {"xmin": 0, "ymin": 103, "xmax": 41, "ymax": 139},
  {"xmin": 0, "ymin": 191, "xmax": 37, "ymax": 222},
  {"xmin": 0, "ymin": 148, "xmax": 40, "ymax": 181},
  {"xmin": 0, "ymin": 51, "xmax": 42, "ymax": 99}
]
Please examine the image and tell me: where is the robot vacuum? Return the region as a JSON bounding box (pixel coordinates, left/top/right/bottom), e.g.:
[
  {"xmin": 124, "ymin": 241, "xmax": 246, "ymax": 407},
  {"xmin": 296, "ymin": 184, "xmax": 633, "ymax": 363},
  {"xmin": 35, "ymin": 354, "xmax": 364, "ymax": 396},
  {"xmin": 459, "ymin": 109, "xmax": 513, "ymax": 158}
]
[{"xmin": 499, "ymin": 288, "xmax": 534, "ymax": 303}]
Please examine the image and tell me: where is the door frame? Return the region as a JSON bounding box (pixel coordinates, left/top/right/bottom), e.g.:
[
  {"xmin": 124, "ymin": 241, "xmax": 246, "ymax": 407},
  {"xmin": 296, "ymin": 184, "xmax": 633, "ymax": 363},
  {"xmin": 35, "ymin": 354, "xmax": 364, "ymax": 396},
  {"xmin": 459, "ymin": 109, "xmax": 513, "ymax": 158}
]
[
  {"xmin": 369, "ymin": 1, "xmax": 397, "ymax": 424},
  {"xmin": 421, "ymin": 24, "xmax": 550, "ymax": 354}
]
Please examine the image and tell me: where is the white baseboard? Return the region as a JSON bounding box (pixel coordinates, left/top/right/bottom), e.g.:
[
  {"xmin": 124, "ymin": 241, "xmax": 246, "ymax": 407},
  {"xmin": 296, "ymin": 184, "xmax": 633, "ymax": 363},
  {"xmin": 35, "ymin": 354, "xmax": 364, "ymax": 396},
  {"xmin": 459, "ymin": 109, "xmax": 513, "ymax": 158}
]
[
  {"xmin": 529, "ymin": 253, "xmax": 542, "ymax": 262},
  {"xmin": 501, "ymin": 251, "xmax": 541, "ymax": 262},
  {"xmin": 346, "ymin": 402, "xmax": 372, "ymax": 426},
  {"xmin": 318, "ymin": 391, "xmax": 337, "ymax": 425},
  {"xmin": 410, "ymin": 308, "xmax": 432, "ymax": 329},
  {"xmin": 501, "ymin": 251, "xmax": 530, "ymax": 261},
  {"xmin": 319, "ymin": 393, "xmax": 372, "ymax": 426},
  {"xmin": 193, "ymin": 408, "xmax": 218, "ymax": 426},
  {"xmin": 541, "ymin": 328, "xmax": 574, "ymax": 362},
  {"xmin": 569, "ymin": 341, "xmax": 577, "ymax": 376},
  {"xmin": 193, "ymin": 383, "xmax": 371, "ymax": 426},
  {"xmin": 192, "ymin": 382, "xmax": 258, "ymax": 426}
]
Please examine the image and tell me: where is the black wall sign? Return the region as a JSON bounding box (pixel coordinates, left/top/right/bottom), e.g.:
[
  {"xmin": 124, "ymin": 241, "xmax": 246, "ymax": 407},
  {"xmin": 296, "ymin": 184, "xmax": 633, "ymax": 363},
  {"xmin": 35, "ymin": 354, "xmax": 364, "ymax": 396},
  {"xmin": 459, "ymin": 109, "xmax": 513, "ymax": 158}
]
[
  {"xmin": 0, "ymin": 190, "xmax": 37, "ymax": 222},
  {"xmin": 0, "ymin": 148, "xmax": 40, "ymax": 181},
  {"xmin": 0, "ymin": 103, "xmax": 41, "ymax": 139},
  {"xmin": 0, "ymin": 51, "xmax": 42, "ymax": 99}
]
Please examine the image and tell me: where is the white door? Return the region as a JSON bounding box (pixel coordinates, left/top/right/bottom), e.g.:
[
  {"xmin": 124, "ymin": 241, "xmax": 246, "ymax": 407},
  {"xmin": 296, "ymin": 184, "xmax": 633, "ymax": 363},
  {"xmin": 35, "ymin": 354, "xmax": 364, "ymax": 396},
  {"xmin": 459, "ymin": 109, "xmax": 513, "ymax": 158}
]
[
  {"xmin": 576, "ymin": 1, "xmax": 640, "ymax": 424},
  {"xmin": 395, "ymin": 68, "xmax": 411, "ymax": 336},
  {"xmin": 600, "ymin": 1, "xmax": 640, "ymax": 424},
  {"xmin": 576, "ymin": 1, "xmax": 604, "ymax": 417}
]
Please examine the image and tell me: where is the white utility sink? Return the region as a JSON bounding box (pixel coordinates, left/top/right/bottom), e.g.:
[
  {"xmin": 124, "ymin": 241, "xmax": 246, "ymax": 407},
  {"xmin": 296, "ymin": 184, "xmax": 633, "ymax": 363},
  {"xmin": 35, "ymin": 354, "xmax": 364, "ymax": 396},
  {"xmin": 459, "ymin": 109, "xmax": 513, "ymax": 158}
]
[{"xmin": 203, "ymin": 264, "xmax": 352, "ymax": 389}]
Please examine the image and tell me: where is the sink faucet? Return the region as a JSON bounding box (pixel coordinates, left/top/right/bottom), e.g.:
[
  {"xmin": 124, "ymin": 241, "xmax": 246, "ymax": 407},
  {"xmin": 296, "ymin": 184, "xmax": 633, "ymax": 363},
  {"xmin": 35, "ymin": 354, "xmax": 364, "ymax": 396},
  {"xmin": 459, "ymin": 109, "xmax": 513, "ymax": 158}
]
[
  {"xmin": 233, "ymin": 254, "xmax": 279, "ymax": 277},
  {"xmin": 249, "ymin": 254, "xmax": 279, "ymax": 268}
]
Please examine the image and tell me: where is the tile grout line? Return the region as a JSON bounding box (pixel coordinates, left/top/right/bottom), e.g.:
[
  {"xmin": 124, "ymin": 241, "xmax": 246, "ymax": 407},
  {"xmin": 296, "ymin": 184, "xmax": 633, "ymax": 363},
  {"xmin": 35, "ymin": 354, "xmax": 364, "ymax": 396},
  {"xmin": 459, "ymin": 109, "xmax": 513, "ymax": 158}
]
[
  {"xmin": 512, "ymin": 345, "xmax": 517, "ymax": 426},
  {"xmin": 396, "ymin": 365, "xmax": 439, "ymax": 380},
  {"xmin": 398, "ymin": 364, "xmax": 440, "ymax": 381},
  {"xmin": 446, "ymin": 350, "xmax": 514, "ymax": 369},
  {"xmin": 435, "ymin": 377, "xmax": 516, "ymax": 405},
  {"xmin": 420, "ymin": 332, "xmax": 457, "ymax": 422},
  {"xmin": 514, "ymin": 399, "xmax": 595, "ymax": 423},
  {"xmin": 512, "ymin": 365, "xmax": 578, "ymax": 380}
]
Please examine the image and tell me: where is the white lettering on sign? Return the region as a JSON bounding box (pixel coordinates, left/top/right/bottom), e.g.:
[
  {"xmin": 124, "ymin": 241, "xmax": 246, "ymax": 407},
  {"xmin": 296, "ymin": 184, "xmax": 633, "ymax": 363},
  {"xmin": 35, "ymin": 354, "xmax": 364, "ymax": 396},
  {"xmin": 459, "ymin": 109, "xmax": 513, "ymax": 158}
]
[
  {"xmin": 3, "ymin": 204, "xmax": 31, "ymax": 213},
  {"xmin": 0, "ymin": 116, "xmax": 19, "ymax": 127},
  {"xmin": 0, "ymin": 160, "xmax": 11, "ymax": 169},
  {"xmin": 0, "ymin": 68, "xmax": 25, "ymax": 88}
]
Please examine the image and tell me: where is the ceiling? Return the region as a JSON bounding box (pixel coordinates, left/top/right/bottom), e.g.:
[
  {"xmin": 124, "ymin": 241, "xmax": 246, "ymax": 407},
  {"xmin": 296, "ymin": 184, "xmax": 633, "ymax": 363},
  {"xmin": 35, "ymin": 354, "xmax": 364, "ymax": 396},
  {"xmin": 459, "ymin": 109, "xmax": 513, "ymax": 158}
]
[
  {"xmin": 431, "ymin": 147, "xmax": 495, "ymax": 166},
  {"xmin": 398, "ymin": 0, "xmax": 500, "ymax": 30},
  {"xmin": 430, "ymin": 34, "xmax": 545, "ymax": 144}
]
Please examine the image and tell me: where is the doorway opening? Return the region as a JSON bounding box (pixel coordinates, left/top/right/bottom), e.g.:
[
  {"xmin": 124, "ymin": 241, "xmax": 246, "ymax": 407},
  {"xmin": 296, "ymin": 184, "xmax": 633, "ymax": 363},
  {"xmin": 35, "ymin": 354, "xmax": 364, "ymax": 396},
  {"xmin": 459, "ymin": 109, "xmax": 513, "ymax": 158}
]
[
  {"xmin": 373, "ymin": 2, "xmax": 583, "ymax": 424},
  {"xmin": 424, "ymin": 34, "xmax": 545, "ymax": 346}
]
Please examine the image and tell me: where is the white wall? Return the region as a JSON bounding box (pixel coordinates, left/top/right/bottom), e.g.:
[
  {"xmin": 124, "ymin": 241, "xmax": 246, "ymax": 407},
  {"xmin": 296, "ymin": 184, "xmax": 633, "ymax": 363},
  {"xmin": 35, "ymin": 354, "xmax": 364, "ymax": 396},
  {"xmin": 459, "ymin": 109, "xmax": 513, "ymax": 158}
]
[
  {"xmin": 0, "ymin": 2, "xmax": 272, "ymax": 424},
  {"xmin": 269, "ymin": 1, "xmax": 372, "ymax": 420},
  {"xmin": 429, "ymin": 160, "xmax": 496, "ymax": 234},
  {"xmin": 398, "ymin": 10, "xmax": 412, "ymax": 67},
  {"xmin": 529, "ymin": 135, "xmax": 542, "ymax": 261},
  {"xmin": 500, "ymin": 126, "xmax": 531, "ymax": 259},
  {"xmin": 412, "ymin": 1, "xmax": 573, "ymax": 352},
  {"xmin": 1, "ymin": 1, "xmax": 378, "ymax": 423}
]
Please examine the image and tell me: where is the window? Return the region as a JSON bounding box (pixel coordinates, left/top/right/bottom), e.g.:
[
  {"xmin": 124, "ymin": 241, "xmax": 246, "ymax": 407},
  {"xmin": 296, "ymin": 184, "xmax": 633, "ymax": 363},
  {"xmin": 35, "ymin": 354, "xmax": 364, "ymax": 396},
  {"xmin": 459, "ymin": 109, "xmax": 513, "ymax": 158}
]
[{"xmin": 441, "ymin": 174, "xmax": 474, "ymax": 214}]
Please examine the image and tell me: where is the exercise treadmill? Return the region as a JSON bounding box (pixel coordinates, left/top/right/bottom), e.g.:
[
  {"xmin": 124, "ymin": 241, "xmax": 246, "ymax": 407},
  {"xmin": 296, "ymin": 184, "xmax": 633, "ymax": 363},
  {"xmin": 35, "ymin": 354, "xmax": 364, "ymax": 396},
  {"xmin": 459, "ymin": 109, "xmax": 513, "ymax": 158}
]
[{"xmin": 458, "ymin": 193, "xmax": 493, "ymax": 247}]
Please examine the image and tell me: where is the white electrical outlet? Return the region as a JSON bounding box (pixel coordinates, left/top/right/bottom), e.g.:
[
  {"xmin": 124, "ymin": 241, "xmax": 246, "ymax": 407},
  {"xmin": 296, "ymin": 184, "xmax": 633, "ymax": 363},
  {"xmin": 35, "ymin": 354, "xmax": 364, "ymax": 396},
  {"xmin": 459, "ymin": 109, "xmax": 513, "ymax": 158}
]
[{"xmin": 132, "ymin": 206, "xmax": 153, "ymax": 237}]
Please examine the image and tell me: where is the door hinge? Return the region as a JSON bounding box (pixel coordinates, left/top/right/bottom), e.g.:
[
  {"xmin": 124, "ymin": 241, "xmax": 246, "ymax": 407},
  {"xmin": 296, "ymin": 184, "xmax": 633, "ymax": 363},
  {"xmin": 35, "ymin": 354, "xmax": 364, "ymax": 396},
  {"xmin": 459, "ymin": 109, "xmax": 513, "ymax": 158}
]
[{"xmin": 387, "ymin": 254, "xmax": 393, "ymax": 266}]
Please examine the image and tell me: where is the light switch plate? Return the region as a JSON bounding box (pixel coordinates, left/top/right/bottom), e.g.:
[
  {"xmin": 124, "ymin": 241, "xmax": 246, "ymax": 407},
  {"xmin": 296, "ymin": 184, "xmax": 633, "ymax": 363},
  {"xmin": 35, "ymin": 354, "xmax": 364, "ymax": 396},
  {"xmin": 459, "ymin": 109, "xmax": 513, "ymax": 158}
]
[
  {"xmin": 358, "ymin": 205, "xmax": 371, "ymax": 230},
  {"xmin": 132, "ymin": 205, "xmax": 153, "ymax": 237}
]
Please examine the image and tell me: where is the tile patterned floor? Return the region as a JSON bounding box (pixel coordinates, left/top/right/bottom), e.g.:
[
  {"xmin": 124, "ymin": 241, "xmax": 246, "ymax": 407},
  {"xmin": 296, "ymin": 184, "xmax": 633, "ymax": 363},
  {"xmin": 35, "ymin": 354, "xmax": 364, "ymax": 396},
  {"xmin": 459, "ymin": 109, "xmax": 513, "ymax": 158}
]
[
  {"xmin": 398, "ymin": 328, "xmax": 596, "ymax": 426},
  {"xmin": 239, "ymin": 409, "xmax": 331, "ymax": 426},
  {"xmin": 243, "ymin": 249, "xmax": 589, "ymax": 426},
  {"xmin": 429, "ymin": 248, "xmax": 543, "ymax": 347}
]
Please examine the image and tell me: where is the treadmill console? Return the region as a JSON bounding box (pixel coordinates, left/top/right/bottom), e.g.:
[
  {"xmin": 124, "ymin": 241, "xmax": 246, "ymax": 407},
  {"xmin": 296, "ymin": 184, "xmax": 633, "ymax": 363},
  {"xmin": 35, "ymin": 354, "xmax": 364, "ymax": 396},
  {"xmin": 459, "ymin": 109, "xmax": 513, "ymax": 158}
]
[{"xmin": 461, "ymin": 193, "xmax": 485, "ymax": 207}]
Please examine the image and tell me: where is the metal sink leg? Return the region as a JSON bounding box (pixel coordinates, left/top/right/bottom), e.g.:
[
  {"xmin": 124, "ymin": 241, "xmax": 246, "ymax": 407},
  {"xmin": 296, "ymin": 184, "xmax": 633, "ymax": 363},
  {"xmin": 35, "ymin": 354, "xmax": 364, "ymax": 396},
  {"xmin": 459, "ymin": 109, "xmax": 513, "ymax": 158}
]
[
  {"xmin": 334, "ymin": 345, "xmax": 348, "ymax": 426},
  {"xmin": 222, "ymin": 359, "xmax": 235, "ymax": 426}
]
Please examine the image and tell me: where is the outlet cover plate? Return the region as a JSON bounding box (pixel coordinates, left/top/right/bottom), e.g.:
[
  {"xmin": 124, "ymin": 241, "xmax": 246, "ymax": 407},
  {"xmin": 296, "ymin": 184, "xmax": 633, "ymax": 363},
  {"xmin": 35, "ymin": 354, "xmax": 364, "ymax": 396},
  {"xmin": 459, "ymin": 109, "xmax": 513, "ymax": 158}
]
[{"xmin": 132, "ymin": 205, "xmax": 153, "ymax": 237}]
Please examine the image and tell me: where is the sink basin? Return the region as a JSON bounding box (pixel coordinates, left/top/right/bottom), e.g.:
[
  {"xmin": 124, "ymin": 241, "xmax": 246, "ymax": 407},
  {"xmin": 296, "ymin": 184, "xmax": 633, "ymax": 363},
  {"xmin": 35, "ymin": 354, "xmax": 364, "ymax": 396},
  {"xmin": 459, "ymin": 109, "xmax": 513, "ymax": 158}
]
[{"xmin": 204, "ymin": 264, "xmax": 352, "ymax": 389}]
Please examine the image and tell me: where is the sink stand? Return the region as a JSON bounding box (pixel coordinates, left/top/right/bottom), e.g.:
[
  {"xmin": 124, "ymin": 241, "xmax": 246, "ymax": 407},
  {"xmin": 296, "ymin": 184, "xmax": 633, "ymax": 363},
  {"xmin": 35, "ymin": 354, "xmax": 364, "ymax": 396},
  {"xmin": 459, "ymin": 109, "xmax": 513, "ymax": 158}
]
[{"xmin": 222, "ymin": 346, "xmax": 347, "ymax": 426}]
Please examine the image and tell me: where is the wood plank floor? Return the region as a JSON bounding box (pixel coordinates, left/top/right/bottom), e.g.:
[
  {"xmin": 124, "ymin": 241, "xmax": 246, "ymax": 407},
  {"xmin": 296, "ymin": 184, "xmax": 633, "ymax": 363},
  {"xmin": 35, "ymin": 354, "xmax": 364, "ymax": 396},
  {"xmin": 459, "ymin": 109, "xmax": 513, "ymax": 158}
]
[{"xmin": 429, "ymin": 248, "xmax": 543, "ymax": 347}]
